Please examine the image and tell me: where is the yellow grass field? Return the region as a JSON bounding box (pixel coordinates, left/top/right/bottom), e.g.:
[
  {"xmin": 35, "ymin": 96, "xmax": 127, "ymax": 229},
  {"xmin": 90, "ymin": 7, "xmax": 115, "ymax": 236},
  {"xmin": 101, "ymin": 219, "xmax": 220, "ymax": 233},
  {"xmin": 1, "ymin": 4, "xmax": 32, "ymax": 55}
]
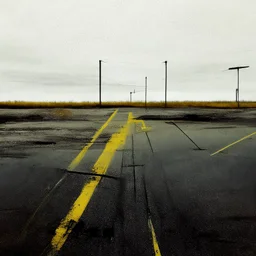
[{"xmin": 0, "ymin": 101, "xmax": 256, "ymax": 108}]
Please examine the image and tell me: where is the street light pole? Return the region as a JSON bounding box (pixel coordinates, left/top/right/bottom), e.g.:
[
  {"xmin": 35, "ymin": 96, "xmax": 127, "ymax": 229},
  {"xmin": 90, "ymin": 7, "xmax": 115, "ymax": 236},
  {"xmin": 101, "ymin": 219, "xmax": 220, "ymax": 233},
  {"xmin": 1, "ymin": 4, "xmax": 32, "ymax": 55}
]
[
  {"xmin": 164, "ymin": 61, "xmax": 168, "ymax": 108},
  {"xmin": 237, "ymin": 68, "xmax": 240, "ymax": 103},
  {"xmin": 145, "ymin": 76, "xmax": 147, "ymax": 109},
  {"xmin": 228, "ymin": 65, "xmax": 249, "ymax": 108},
  {"xmin": 99, "ymin": 60, "xmax": 102, "ymax": 107}
]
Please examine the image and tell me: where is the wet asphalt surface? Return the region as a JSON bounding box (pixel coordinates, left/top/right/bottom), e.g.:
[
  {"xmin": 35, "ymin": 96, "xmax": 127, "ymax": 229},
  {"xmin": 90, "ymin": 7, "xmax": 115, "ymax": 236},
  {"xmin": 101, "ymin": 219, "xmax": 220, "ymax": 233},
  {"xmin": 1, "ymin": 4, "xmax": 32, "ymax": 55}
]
[{"xmin": 0, "ymin": 107, "xmax": 256, "ymax": 256}]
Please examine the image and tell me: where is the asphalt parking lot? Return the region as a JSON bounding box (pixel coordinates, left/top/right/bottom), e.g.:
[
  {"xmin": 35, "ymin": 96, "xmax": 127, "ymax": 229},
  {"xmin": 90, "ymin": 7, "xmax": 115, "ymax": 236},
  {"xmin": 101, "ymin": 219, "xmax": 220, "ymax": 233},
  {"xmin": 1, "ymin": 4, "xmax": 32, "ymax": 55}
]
[{"xmin": 0, "ymin": 107, "xmax": 256, "ymax": 256}]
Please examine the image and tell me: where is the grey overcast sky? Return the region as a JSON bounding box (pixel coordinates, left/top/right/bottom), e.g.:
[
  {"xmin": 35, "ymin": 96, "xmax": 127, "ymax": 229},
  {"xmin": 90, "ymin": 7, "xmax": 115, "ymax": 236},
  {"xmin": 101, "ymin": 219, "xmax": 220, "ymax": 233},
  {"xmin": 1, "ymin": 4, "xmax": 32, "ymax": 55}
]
[{"xmin": 0, "ymin": 0, "xmax": 255, "ymax": 102}]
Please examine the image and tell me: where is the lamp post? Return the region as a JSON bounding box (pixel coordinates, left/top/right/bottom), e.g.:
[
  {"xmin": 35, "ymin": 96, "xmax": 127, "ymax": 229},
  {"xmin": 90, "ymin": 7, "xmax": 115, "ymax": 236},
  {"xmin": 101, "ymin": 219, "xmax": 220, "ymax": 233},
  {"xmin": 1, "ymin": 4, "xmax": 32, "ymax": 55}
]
[
  {"xmin": 228, "ymin": 66, "xmax": 249, "ymax": 107},
  {"xmin": 163, "ymin": 61, "xmax": 168, "ymax": 108},
  {"xmin": 145, "ymin": 76, "xmax": 147, "ymax": 109},
  {"xmin": 99, "ymin": 60, "xmax": 102, "ymax": 107}
]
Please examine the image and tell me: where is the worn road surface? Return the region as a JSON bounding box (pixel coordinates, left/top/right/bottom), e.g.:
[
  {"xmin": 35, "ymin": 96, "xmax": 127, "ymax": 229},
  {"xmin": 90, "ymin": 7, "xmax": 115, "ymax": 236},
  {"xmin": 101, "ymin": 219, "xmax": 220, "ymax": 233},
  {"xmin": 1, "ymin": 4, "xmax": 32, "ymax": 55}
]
[{"xmin": 0, "ymin": 108, "xmax": 256, "ymax": 256}]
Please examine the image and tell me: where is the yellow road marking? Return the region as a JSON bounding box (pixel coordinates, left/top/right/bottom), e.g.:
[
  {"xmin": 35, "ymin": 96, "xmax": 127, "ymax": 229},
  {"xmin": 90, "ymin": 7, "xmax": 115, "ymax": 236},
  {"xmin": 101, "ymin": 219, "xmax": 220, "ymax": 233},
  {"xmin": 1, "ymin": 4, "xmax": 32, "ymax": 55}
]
[
  {"xmin": 148, "ymin": 218, "xmax": 162, "ymax": 256},
  {"xmin": 130, "ymin": 113, "xmax": 151, "ymax": 132},
  {"xmin": 48, "ymin": 112, "xmax": 133, "ymax": 255},
  {"xmin": 68, "ymin": 109, "xmax": 118, "ymax": 171},
  {"xmin": 211, "ymin": 131, "xmax": 256, "ymax": 156}
]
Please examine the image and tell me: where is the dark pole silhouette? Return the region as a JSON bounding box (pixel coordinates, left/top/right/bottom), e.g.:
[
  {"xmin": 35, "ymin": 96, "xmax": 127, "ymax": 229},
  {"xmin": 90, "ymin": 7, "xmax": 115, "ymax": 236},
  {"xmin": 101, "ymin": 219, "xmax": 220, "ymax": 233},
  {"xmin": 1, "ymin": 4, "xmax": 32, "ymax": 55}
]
[
  {"xmin": 228, "ymin": 66, "xmax": 249, "ymax": 108},
  {"xmin": 164, "ymin": 61, "xmax": 168, "ymax": 108},
  {"xmin": 99, "ymin": 60, "xmax": 102, "ymax": 107},
  {"xmin": 130, "ymin": 89, "xmax": 136, "ymax": 102},
  {"xmin": 145, "ymin": 76, "xmax": 147, "ymax": 109},
  {"xmin": 237, "ymin": 69, "xmax": 239, "ymax": 103}
]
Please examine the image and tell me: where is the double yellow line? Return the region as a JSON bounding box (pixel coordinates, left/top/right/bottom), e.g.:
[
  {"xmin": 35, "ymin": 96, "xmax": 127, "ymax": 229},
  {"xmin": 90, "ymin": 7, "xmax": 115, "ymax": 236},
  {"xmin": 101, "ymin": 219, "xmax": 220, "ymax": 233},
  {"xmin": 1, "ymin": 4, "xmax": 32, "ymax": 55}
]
[
  {"xmin": 68, "ymin": 109, "xmax": 118, "ymax": 171},
  {"xmin": 48, "ymin": 110, "xmax": 130, "ymax": 254},
  {"xmin": 47, "ymin": 110, "xmax": 161, "ymax": 256}
]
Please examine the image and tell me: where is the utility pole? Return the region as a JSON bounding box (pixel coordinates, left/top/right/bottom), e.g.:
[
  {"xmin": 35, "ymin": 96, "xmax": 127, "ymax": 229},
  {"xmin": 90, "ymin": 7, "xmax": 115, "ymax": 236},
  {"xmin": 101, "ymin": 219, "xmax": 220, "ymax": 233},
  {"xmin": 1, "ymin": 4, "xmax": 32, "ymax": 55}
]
[
  {"xmin": 164, "ymin": 61, "xmax": 168, "ymax": 108},
  {"xmin": 145, "ymin": 76, "xmax": 147, "ymax": 109},
  {"xmin": 130, "ymin": 89, "xmax": 135, "ymax": 102},
  {"xmin": 228, "ymin": 65, "xmax": 249, "ymax": 108},
  {"xmin": 237, "ymin": 68, "xmax": 239, "ymax": 104},
  {"xmin": 99, "ymin": 60, "xmax": 102, "ymax": 107}
]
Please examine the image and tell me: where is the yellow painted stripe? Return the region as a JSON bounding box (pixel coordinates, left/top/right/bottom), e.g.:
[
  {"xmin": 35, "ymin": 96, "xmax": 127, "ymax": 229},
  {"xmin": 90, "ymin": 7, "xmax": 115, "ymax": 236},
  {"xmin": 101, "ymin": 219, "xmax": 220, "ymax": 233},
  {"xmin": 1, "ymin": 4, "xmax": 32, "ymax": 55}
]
[
  {"xmin": 130, "ymin": 113, "xmax": 151, "ymax": 132},
  {"xmin": 48, "ymin": 112, "xmax": 133, "ymax": 255},
  {"xmin": 211, "ymin": 131, "xmax": 256, "ymax": 156},
  {"xmin": 148, "ymin": 218, "xmax": 162, "ymax": 256},
  {"xmin": 68, "ymin": 109, "xmax": 118, "ymax": 171}
]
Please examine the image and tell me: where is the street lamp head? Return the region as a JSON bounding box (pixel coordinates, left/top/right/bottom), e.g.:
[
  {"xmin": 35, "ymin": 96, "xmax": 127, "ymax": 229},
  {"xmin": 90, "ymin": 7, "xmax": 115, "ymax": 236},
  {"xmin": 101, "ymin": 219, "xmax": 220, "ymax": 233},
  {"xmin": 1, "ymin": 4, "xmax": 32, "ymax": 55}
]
[{"xmin": 228, "ymin": 66, "xmax": 249, "ymax": 70}]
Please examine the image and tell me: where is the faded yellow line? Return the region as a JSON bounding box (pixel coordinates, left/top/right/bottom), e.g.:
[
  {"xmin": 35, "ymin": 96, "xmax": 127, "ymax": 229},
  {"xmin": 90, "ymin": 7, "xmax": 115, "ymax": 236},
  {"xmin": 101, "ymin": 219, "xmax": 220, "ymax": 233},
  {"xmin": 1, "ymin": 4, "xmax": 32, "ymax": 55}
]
[
  {"xmin": 130, "ymin": 112, "xmax": 151, "ymax": 132},
  {"xmin": 148, "ymin": 218, "xmax": 162, "ymax": 256},
  {"xmin": 47, "ymin": 112, "xmax": 133, "ymax": 255},
  {"xmin": 211, "ymin": 131, "xmax": 256, "ymax": 156},
  {"xmin": 68, "ymin": 109, "xmax": 118, "ymax": 171}
]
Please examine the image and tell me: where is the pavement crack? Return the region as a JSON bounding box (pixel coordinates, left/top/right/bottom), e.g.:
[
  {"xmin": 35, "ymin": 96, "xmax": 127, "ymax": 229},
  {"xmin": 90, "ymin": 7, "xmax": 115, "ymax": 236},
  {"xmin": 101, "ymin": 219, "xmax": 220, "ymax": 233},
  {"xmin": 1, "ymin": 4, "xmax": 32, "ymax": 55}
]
[
  {"xmin": 142, "ymin": 170, "xmax": 151, "ymax": 219},
  {"xmin": 122, "ymin": 164, "xmax": 144, "ymax": 167},
  {"xmin": 131, "ymin": 134, "xmax": 136, "ymax": 201},
  {"xmin": 145, "ymin": 132, "xmax": 154, "ymax": 153},
  {"xmin": 64, "ymin": 219, "xmax": 77, "ymax": 236},
  {"xmin": 67, "ymin": 170, "xmax": 120, "ymax": 180},
  {"xmin": 167, "ymin": 121, "xmax": 204, "ymax": 150},
  {"xmin": 112, "ymin": 149, "xmax": 126, "ymax": 256},
  {"xmin": 19, "ymin": 172, "xmax": 68, "ymax": 241}
]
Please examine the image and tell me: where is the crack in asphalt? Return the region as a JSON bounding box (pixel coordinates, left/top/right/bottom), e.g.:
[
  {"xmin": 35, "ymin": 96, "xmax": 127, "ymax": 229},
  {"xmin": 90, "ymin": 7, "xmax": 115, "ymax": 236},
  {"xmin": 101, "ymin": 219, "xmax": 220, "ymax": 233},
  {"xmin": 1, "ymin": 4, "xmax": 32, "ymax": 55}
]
[{"xmin": 167, "ymin": 121, "xmax": 204, "ymax": 150}]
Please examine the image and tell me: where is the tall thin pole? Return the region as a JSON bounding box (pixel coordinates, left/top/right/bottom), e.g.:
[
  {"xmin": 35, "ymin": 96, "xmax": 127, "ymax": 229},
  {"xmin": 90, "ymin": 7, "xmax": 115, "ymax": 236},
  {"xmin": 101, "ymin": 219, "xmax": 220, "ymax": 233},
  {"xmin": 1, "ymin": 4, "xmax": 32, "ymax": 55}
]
[
  {"xmin": 145, "ymin": 76, "xmax": 147, "ymax": 109},
  {"xmin": 237, "ymin": 69, "xmax": 240, "ymax": 108},
  {"xmin": 228, "ymin": 65, "xmax": 249, "ymax": 109},
  {"xmin": 99, "ymin": 60, "xmax": 102, "ymax": 107},
  {"xmin": 164, "ymin": 61, "xmax": 168, "ymax": 108}
]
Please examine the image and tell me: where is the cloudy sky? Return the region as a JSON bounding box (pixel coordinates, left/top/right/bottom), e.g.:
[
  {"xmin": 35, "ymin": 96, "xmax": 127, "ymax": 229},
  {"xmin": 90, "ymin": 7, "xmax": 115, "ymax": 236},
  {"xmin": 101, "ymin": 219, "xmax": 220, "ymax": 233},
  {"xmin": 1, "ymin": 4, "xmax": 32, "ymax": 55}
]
[{"xmin": 0, "ymin": 0, "xmax": 255, "ymax": 102}]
